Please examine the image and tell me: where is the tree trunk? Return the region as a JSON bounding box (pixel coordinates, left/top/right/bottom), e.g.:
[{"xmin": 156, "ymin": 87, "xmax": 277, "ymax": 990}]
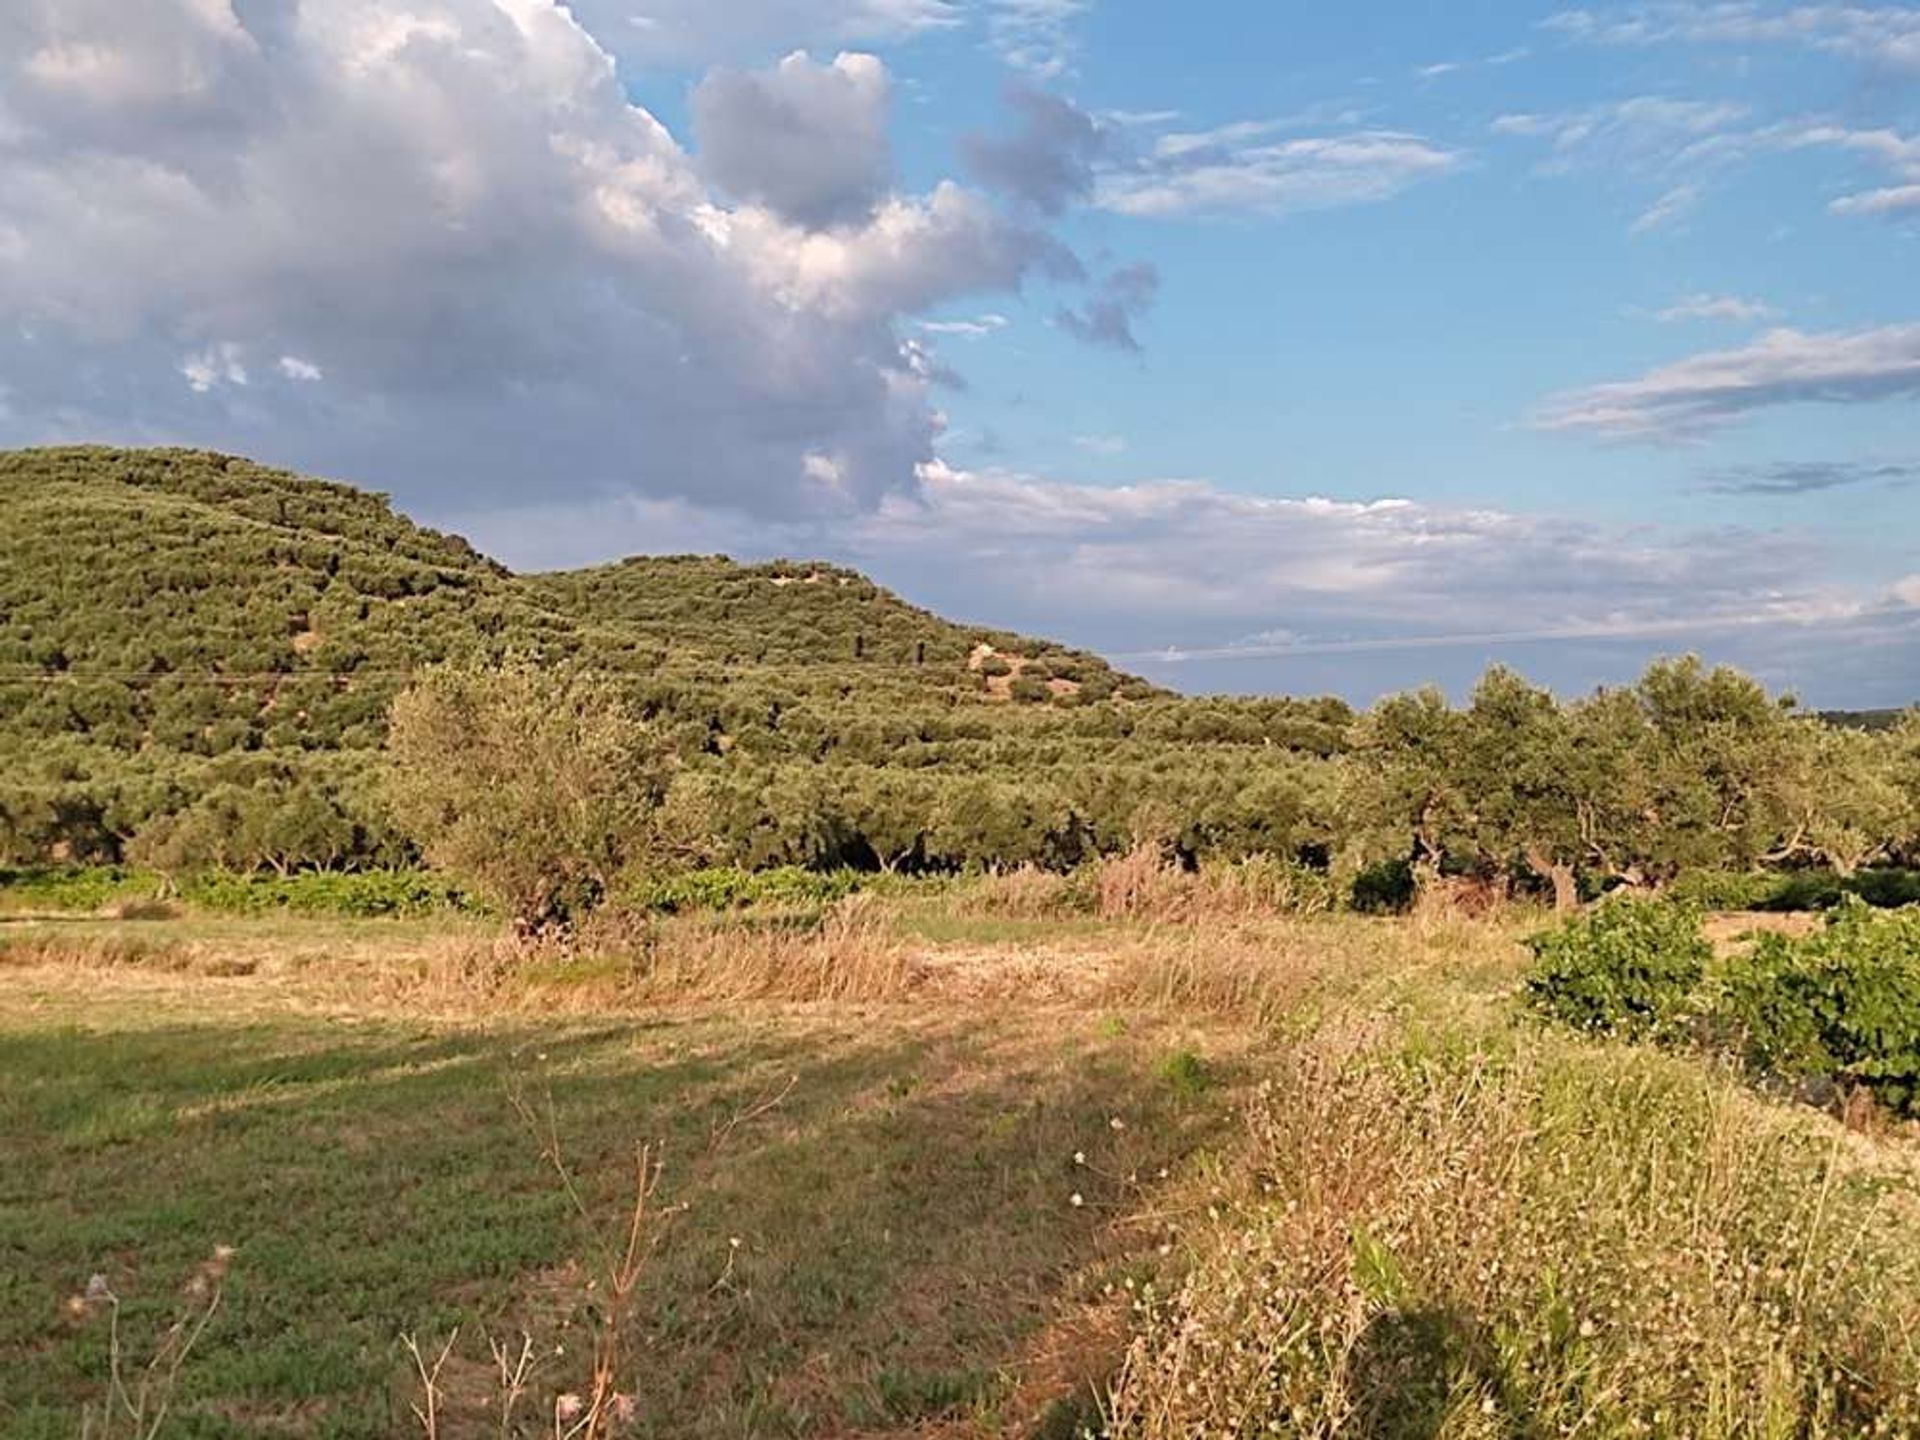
[{"xmin": 1526, "ymin": 847, "xmax": 1580, "ymax": 912}]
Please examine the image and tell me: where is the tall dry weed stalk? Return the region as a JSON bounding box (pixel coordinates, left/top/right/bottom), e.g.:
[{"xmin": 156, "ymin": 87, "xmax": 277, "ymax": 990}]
[{"xmin": 74, "ymin": 1247, "xmax": 232, "ymax": 1440}]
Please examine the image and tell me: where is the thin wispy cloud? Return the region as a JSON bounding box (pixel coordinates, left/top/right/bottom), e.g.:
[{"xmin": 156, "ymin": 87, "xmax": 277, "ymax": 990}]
[
  {"xmin": 1701, "ymin": 458, "xmax": 1920, "ymax": 494},
  {"xmin": 1656, "ymin": 293, "xmax": 1780, "ymax": 322},
  {"xmin": 1535, "ymin": 324, "xmax": 1920, "ymax": 438},
  {"xmin": 1095, "ymin": 126, "xmax": 1460, "ymax": 218},
  {"xmin": 984, "ymin": 0, "xmax": 1089, "ymax": 78},
  {"xmin": 1543, "ymin": 3, "xmax": 1920, "ymax": 72},
  {"xmin": 1632, "ymin": 184, "xmax": 1703, "ymax": 234},
  {"xmin": 1491, "ymin": 97, "xmax": 1749, "ymax": 172},
  {"xmin": 1784, "ymin": 123, "xmax": 1920, "ymax": 217},
  {"xmin": 918, "ymin": 314, "xmax": 1010, "ymax": 338}
]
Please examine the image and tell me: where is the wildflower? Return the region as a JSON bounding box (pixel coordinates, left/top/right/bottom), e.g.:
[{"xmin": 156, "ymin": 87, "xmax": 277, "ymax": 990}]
[
  {"xmin": 611, "ymin": 1393, "xmax": 638, "ymax": 1425},
  {"xmin": 555, "ymin": 1393, "xmax": 584, "ymax": 1423},
  {"xmin": 85, "ymin": 1274, "xmax": 115, "ymax": 1305},
  {"xmin": 1073, "ymin": 1151, "xmax": 1086, "ymax": 1166},
  {"xmin": 1070, "ymin": 1192, "xmax": 1085, "ymax": 1208},
  {"xmin": 1109, "ymin": 1117, "xmax": 1126, "ymax": 1131}
]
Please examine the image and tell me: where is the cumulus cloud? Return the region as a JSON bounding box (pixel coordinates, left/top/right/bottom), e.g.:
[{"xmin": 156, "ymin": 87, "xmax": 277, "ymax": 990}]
[
  {"xmin": 1655, "ymin": 293, "xmax": 1780, "ymax": 322},
  {"xmin": 0, "ymin": 0, "xmax": 1079, "ymax": 518},
  {"xmin": 557, "ymin": 0, "xmax": 960, "ymax": 69},
  {"xmin": 1054, "ymin": 261, "xmax": 1158, "ymax": 352},
  {"xmin": 1701, "ymin": 458, "xmax": 1920, "ymax": 493},
  {"xmin": 962, "ymin": 84, "xmax": 1109, "ymax": 214},
  {"xmin": 1543, "ymin": 4, "xmax": 1920, "ymax": 71},
  {"xmin": 1535, "ymin": 324, "xmax": 1920, "ymax": 439},
  {"xmin": 692, "ymin": 51, "xmax": 892, "ymax": 228}
]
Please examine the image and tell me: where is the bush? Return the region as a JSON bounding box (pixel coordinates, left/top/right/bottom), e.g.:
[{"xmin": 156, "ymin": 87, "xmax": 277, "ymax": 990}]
[
  {"xmin": 1665, "ymin": 869, "xmax": 1783, "ymax": 911},
  {"xmin": 1349, "ymin": 858, "xmax": 1415, "ymax": 915},
  {"xmin": 1523, "ymin": 899, "xmax": 1709, "ymax": 1040},
  {"xmin": 0, "ymin": 865, "xmax": 162, "ymax": 912},
  {"xmin": 179, "ymin": 868, "xmax": 473, "ymax": 918},
  {"xmin": 1667, "ymin": 867, "xmax": 1920, "ymax": 913},
  {"xmin": 625, "ymin": 865, "xmax": 863, "ymax": 915},
  {"xmin": 1717, "ymin": 899, "xmax": 1920, "ymax": 1114}
]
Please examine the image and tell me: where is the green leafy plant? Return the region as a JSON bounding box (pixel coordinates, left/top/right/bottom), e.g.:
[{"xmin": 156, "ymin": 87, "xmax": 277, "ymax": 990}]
[
  {"xmin": 1716, "ymin": 899, "xmax": 1920, "ymax": 1114},
  {"xmin": 1523, "ymin": 899, "xmax": 1709, "ymax": 1040},
  {"xmin": 1156, "ymin": 1048, "xmax": 1211, "ymax": 1099}
]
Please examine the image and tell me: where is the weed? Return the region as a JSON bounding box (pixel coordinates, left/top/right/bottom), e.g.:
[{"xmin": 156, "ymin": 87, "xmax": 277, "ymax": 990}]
[{"xmin": 1154, "ymin": 1049, "xmax": 1210, "ymax": 1100}]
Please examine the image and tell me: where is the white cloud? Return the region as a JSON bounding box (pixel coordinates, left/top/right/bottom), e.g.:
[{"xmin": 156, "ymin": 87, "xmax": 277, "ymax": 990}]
[
  {"xmin": 1071, "ymin": 432, "xmax": 1126, "ymax": 455},
  {"xmin": 181, "ymin": 342, "xmax": 247, "ymax": 393},
  {"xmin": 1544, "ymin": 4, "xmax": 1920, "ymax": 72},
  {"xmin": 559, "ymin": 0, "xmax": 960, "ymax": 69},
  {"xmin": 917, "ymin": 313, "xmax": 1009, "ymax": 337},
  {"xmin": 278, "ymin": 355, "xmax": 323, "ymax": 382},
  {"xmin": 1631, "ymin": 183, "xmax": 1702, "ymax": 233},
  {"xmin": 1784, "ymin": 123, "xmax": 1920, "ymax": 217},
  {"xmin": 1831, "ymin": 183, "xmax": 1920, "ymax": 215},
  {"xmin": 1491, "ymin": 97, "xmax": 1749, "ymax": 172},
  {"xmin": 1655, "ymin": 293, "xmax": 1779, "ymax": 322},
  {"xmin": 1535, "ymin": 324, "xmax": 1920, "ymax": 438},
  {"xmin": 450, "ymin": 457, "xmax": 1899, "ymax": 669},
  {"xmin": 1095, "ymin": 127, "xmax": 1460, "ymax": 219},
  {"xmin": 985, "ymin": 0, "xmax": 1090, "ymax": 79},
  {"xmin": 691, "ymin": 50, "xmax": 892, "ymax": 228},
  {"xmin": 0, "ymin": 0, "xmax": 1073, "ymax": 518}
]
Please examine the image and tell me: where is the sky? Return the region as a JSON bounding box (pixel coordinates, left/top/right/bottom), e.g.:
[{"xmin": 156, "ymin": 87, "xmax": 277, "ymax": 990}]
[{"xmin": 1, "ymin": 1, "xmax": 1916, "ymax": 705}]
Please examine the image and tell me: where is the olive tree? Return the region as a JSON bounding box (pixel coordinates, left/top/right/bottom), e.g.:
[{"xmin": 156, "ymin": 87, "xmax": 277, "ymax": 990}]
[{"xmin": 383, "ymin": 661, "xmax": 674, "ymax": 935}]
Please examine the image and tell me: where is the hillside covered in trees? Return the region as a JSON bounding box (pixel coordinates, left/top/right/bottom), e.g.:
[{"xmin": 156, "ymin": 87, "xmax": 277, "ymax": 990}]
[{"xmin": 3, "ymin": 445, "xmax": 1916, "ymax": 894}]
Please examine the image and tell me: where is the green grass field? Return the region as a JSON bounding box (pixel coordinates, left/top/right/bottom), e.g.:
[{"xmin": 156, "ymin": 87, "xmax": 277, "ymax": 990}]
[
  {"xmin": 0, "ymin": 912, "xmax": 1250, "ymax": 1438},
  {"xmin": 3, "ymin": 902, "xmax": 1918, "ymax": 1438}
]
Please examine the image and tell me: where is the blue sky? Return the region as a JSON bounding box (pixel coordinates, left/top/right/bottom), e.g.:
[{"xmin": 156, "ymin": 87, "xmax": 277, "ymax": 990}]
[{"xmin": 1, "ymin": 1, "xmax": 1916, "ymax": 702}]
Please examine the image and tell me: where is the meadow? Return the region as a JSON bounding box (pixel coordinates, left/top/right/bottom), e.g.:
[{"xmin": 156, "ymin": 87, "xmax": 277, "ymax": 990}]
[{"xmin": 5, "ymin": 882, "xmax": 1918, "ymax": 1439}]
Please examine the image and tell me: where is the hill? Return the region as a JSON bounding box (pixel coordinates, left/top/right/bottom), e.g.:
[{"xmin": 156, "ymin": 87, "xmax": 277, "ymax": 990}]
[
  {"xmin": 1, "ymin": 446, "xmax": 1348, "ymax": 871},
  {"xmin": 0, "ymin": 446, "xmax": 1148, "ymax": 751}
]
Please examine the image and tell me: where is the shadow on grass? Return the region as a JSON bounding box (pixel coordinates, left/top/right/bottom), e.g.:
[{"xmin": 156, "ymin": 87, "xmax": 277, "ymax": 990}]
[{"xmin": 1, "ymin": 1008, "xmax": 1232, "ymax": 1439}]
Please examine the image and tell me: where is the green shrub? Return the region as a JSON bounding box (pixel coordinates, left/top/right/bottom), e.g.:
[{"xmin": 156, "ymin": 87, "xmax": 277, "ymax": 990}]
[
  {"xmin": 1665, "ymin": 869, "xmax": 1783, "ymax": 911},
  {"xmin": 0, "ymin": 865, "xmax": 163, "ymax": 912},
  {"xmin": 1349, "ymin": 858, "xmax": 1415, "ymax": 914},
  {"xmin": 1847, "ymin": 869, "xmax": 1920, "ymax": 910},
  {"xmin": 1668, "ymin": 867, "xmax": 1920, "ymax": 913},
  {"xmin": 1523, "ymin": 899, "xmax": 1709, "ymax": 1040},
  {"xmin": 179, "ymin": 868, "xmax": 472, "ymax": 917},
  {"xmin": 1717, "ymin": 899, "xmax": 1920, "ymax": 1114},
  {"xmin": 625, "ymin": 865, "xmax": 863, "ymax": 915}
]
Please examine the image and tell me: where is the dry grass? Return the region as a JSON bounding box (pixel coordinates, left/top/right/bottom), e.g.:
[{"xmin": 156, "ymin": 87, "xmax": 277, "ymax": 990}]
[
  {"xmin": 1104, "ymin": 1023, "xmax": 1920, "ymax": 1438},
  {"xmin": 1094, "ymin": 846, "xmax": 1339, "ymax": 924}
]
